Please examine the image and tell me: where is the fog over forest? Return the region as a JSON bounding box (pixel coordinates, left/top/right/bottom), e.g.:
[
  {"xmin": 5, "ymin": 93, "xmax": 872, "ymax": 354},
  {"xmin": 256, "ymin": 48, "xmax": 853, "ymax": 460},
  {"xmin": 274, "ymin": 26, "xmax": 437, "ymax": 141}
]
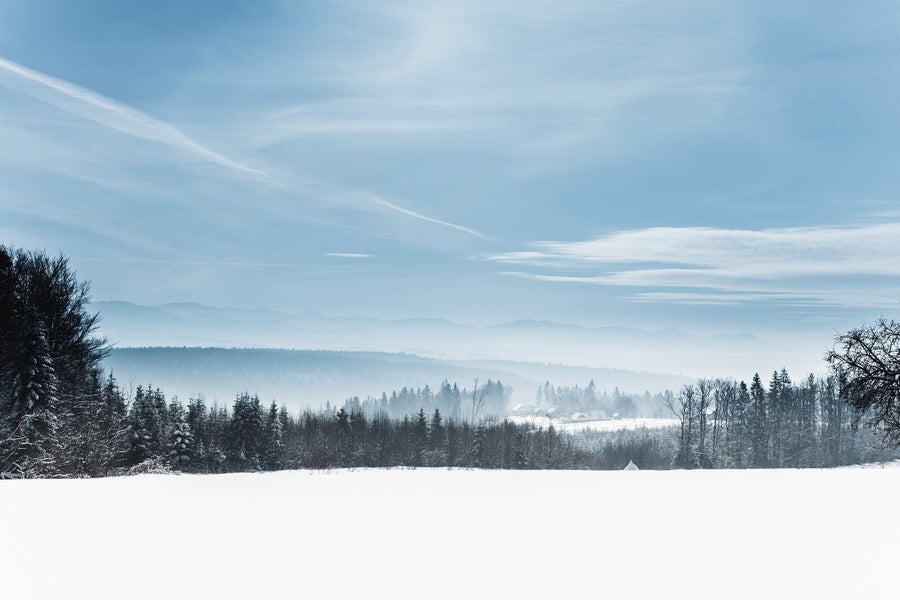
[{"xmin": 103, "ymin": 347, "xmax": 689, "ymax": 411}]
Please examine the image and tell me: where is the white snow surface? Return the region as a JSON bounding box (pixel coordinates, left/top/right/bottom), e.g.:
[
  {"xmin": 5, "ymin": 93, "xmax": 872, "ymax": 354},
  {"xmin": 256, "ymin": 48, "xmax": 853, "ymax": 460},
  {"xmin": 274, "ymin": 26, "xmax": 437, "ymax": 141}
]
[{"xmin": 3, "ymin": 466, "xmax": 898, "ymax": 599}]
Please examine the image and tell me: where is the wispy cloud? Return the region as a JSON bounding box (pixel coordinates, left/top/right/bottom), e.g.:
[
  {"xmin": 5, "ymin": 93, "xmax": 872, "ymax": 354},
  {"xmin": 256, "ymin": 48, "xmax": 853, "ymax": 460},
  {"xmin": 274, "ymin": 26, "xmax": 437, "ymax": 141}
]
[
  {"xmin": 0, "ymin": 56, "xmax": 262, "ymax": 175},
  {"xmin": 489, "ymin": 223, "xmax": 900, "ymax": 308},
  {"xmin": 0, "ymin": 56, "xmax": 491, "ymax": 242},
  {"xmin": 368, "ymin": 195, "xmax": 492, "ymax": 241},
  {"xmin": 324, "ymin": 253, "xmax": 373, "ymax": 259}
]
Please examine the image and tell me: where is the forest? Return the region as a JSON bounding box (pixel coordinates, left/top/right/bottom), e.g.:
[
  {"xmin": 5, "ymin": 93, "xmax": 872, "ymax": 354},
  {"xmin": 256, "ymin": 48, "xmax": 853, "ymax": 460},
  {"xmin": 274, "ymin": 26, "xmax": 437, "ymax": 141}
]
[
  {"xmin": 0, "ymin": 246, "xmax": 896, "ymax": 477},
  {"xmin": 107, "ymin": 384, "xmax": 604, "ymax": 473},
  {"xmin": 583, "ymin": 373, "xmax": 890, "ymax": 470}
]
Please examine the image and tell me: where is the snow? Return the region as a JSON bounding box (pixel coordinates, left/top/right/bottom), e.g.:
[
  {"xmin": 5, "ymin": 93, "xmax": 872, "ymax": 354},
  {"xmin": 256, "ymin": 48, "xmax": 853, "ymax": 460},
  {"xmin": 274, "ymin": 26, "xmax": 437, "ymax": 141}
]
[
  {"xmin": 3, "ymin": 466, "xmax": 898, "ymax": 599},
  {"xmin": 507, "ymin": 415, "xmax": 678, "ymax": 433}
]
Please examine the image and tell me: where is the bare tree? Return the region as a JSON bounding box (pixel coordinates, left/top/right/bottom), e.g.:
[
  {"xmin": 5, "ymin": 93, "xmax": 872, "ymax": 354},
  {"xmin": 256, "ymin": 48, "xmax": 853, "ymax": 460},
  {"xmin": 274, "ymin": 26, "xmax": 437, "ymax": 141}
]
[
  {"xmin": 827, "ymin": 319, "xmax": 900, "ymax": 447},
  {"xmin": 696, "ymin": 379, "xmax": 713, "ymax": 467},
  {"xmin": 470, "ymin": 378, "xmax": 487, "ymax": 424},
  {"xmin": 667, "ymin": 384, "xmax": 697, "ymax": 468}
]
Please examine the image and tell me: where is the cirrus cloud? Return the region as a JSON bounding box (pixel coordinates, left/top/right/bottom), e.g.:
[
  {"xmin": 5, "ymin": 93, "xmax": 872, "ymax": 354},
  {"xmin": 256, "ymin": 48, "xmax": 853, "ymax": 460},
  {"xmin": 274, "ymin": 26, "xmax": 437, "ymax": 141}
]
[{"xmin": 487, "ymin": 223, "xmax": 900, "ymax": 308}]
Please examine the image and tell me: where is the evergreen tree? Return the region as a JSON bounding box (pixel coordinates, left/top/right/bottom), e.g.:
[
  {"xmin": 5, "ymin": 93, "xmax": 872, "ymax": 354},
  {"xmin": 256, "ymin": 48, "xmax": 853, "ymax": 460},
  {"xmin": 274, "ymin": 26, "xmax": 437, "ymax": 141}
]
[
  {"xmin": 0, "ymin": 248, "xmax": 106, "ymax": 412},
  {"xmin": 1, "ymin": 320, "xmax": 58, "ymax": 475},
  {"xmin": 412, "ymin": 408, "xmax": 428, "ymax": 465},
  {"xmin": 167, "ymin": 420, "xmax": 194, "ymax": 469},
  {"xmin": 264, "ymin": 401, "xmax": 284, "ymax": 470},
  {"xmin": 230, "ymin": 393, "xmax": 264, "ymax": 470},
  {"xmin": 429, "ymin": 408, "xmax": 444, "ymax": 447},
  {"xmin": 749, "ymin": 373, "xmax": 767, "ymax": 467},
  {"xmin": 125, "ymin": 386, "xmax": 163, "ymax": 466},
  {"xmin": 186, "ymin": 396, "xmax": 209, "ymax": 467},
  {"xmin": 102, "ymin": 372, "xmax": 127, "ymax": 416},
  {"xmin": 472, "ymin": 424, "xmax": 486, "ymax": 468},
  {"xmin": 732, "ymin": 381, "xmax": 750, "ymax": 467}
]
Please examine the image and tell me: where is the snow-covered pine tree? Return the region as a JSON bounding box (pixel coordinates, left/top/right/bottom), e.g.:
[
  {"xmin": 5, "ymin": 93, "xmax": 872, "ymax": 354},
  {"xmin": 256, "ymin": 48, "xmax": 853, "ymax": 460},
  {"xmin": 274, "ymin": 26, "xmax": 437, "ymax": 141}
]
[
  {"xmin": 124, "ymin": 386, "xmax": 163, "ymax": 466},
  {"xmin": 167, "ymin": 420, "xmax": 194, "ymax": 469},
  {"xmin": 1, "ymin": 320, "xmax": 58, "ymax": 475},
  {"xmin": 0, "ymin": 247, "xmax": 108, "ymax": 476},
  {"xmin": 186, "ymin": 397, "xmax": 209, "ymax": 468},
  {"xmin": 263, "ymin": 401, "xmax": 284, "ymax": 470},
  {"xmin": 229, "ymin": 393, "xmax": 263, "ymax": 470}
]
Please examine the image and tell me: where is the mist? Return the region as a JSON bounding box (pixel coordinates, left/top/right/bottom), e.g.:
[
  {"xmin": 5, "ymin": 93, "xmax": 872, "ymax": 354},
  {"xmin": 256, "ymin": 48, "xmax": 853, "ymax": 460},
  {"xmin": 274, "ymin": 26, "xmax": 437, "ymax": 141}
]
[{"xmin": 93, "ymin": 300, "xmax": 828, "ymax": 389}]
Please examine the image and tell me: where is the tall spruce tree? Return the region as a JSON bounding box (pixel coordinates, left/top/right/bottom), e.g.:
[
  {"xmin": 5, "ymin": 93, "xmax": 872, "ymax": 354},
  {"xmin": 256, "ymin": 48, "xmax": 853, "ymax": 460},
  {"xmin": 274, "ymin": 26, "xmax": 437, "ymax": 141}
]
[
  {"xmin": 749, "ymin": 373, "xmax": 767, "ymax": 467},
  {"xmin": 2, "ymin": 320, "xmax": 58, "ymax": 474},
  {"xmin": 230, "ymin": 393, "xmax": 264, "ymax": 470},
  {"xmin": 125, "ymin": 386, "xmax": 163, "ymax": 466},
  {"xmin": 263, "ymin": 401, "xmax": 284, "ymax": 470}
]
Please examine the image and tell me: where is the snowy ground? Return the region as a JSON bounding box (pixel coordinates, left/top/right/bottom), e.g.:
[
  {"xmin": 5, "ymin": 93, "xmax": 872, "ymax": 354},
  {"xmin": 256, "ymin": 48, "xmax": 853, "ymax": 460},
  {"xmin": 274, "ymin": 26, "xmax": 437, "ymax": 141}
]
[
  {"xmin": 508, "ymin": 415, "xmax": 679, "ymax": 433},
  {"xmin": 3, "ymin": 465, "xmax": 898, "ymax": 599}
]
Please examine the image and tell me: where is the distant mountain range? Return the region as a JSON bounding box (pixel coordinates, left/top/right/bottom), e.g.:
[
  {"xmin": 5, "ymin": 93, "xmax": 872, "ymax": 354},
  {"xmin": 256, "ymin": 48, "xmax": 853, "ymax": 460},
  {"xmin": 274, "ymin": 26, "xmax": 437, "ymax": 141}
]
[
  {"xmin": 90, "ymin": 301, "xmax": 796, "ymax": 379},
  {"xmin": 103, "ymin": 347, "xmax": 690, "ymax": 411}
]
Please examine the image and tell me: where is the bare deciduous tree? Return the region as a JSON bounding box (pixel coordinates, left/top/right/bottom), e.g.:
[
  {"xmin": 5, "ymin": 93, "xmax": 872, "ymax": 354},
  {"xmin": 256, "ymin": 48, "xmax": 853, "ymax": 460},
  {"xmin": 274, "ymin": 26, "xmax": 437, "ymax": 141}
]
[{"xmin": 827, "ymin": 319, "xmax": 900, "ymax": 447}]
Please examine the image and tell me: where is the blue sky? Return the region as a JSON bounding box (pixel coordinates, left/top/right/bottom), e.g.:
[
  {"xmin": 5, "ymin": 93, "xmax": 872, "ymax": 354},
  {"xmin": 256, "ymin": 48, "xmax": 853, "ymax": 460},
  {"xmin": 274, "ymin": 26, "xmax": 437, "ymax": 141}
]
[{"xmin": 2, "ymin": 0, "xmax": 900, "ymax": 345}]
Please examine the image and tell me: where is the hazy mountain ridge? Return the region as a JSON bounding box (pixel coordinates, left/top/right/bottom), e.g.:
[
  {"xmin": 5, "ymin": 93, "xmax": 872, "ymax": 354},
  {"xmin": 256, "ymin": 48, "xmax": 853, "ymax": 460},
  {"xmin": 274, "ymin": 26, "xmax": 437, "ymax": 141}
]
[{"xmin": 92, "ymin": 301, "xmax": 789, "ymax": 377}]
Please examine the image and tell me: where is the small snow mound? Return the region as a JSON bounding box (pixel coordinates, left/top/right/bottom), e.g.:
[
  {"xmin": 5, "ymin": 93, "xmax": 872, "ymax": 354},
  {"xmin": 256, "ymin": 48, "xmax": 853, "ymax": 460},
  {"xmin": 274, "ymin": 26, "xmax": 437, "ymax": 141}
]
[{"xmin": 624, "ymin": 460, "xmax": 639, "ymax": 471}]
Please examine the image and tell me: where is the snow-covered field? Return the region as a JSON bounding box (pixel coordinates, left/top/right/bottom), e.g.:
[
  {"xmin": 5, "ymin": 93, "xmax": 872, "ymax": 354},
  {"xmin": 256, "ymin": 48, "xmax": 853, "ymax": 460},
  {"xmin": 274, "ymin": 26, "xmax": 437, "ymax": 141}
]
[
  {"xmin": 3, "ymin": 466, "xmax": 898, "ymax": 599},
  {"xmin": 508, "ymin": 415, "xmax": 678, "ymax": 433}
]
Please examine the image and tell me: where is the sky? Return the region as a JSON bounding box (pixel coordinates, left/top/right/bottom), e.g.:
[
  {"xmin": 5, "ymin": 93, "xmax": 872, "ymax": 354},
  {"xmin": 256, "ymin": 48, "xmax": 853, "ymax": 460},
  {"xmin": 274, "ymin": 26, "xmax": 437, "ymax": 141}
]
[{"xmin": 2, "ymin": 0, "xmax": 900, "ymax": 355}]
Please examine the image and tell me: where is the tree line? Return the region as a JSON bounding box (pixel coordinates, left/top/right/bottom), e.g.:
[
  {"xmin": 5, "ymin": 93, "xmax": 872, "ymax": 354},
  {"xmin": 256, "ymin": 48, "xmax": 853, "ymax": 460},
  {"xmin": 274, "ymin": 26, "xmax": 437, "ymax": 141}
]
[
  {"xmin": 117, "ymin": 385, "xmax": 598, "ymax": 473},
  {"xmin": 342, "ymin": 379, "xmax": 509, "ymax": 422},
  {"xmin": 3, "ymin": 246, "xmax": 900, "ymax": 477},
  {"xmin": 664, "ymin": 371, "xmax": 888, "ymax": 469},
  {"xmin": 0, "ymin": 246, "xmax": 594, "ymax": 475}
]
